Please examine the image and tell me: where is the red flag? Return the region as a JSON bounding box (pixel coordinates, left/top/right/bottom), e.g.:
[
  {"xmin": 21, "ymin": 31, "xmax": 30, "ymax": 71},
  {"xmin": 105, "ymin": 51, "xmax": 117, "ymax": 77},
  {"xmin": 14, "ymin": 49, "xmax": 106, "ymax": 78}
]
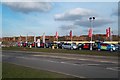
[
  {"xmin": 106, "ymin": 27, "xmax": 111, "ymax": 38},
  {"xmin": 88, "ymin": 28, "xmax": 92, "ymax": 37},
  {"xmin": 106, "ymin": 29, "xmax": 109, "ymax": 37},
  {"xmin": 55, "ymin": 31, "xmax": 58, "ymax": 39},
  {"xmin": 70, "ymin": 30, "xmax": 72, "ymax": 39}
]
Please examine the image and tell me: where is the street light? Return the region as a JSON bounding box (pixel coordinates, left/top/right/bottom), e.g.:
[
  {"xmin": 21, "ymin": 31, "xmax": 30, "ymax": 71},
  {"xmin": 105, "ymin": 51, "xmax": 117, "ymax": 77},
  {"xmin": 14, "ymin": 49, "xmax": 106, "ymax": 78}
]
[{"xmin": 89, "ymin": 17, "xmax": 95, "ymax": 51}]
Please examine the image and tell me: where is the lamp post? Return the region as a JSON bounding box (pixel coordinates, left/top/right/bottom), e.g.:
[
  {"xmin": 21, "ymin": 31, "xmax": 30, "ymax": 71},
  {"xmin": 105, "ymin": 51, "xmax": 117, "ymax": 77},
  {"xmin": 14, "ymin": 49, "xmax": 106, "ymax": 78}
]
[{"xmin": 89, "ymin": 17, "xmax": 95, "ymax": 51}]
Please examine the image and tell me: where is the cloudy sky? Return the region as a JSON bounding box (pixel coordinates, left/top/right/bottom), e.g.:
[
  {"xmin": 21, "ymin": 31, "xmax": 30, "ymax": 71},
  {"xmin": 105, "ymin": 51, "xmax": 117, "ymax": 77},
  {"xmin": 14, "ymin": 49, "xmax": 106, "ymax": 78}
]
[{"xmin": 1, "ymin": 0, "xmax": 119, "ymax": 37}]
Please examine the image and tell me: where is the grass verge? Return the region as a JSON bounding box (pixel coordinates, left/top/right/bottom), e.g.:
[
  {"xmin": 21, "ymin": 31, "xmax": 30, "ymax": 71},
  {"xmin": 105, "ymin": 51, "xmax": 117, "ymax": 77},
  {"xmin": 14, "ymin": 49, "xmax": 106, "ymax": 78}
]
[
  {"xmin": 2, "ymin": 62, "xmax": 74, "ymax": 78},
  {"xmin": 2, "ymin": 47, "xmax": 119, "ymax": 57}
]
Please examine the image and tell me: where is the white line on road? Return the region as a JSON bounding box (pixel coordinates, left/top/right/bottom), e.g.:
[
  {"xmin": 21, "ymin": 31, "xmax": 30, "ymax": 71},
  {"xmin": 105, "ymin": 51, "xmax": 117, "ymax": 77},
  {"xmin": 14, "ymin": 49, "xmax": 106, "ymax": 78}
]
[
  {"xmin": 100, "ymin": 61, "xmax": 118, "ymax": 64},
  {"xmin": 33, "ymin": 54, "xmax": 118, "ymax": 64},
  {"xmin": 106, "ymin": 67, "xmax": 120, "ymax": 71},
  {"xmin": 81, "ymin": 64, "xmax": 100, "ymax": 66}
]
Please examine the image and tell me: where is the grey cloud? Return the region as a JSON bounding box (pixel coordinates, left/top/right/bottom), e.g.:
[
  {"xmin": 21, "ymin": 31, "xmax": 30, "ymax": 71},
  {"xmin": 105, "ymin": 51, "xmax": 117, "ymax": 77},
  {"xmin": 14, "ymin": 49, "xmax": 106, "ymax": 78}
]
[
  {"xmin": 74, "ymin": 18, "xmax": 115, "ymax": 27},
  {"xmin": 3, "ymin": 2, "xmax": 52, "ymax": 13},
  {"xmin": 111, "ymin": 4, "xmax": 120, "ymax": 16},
  {"xmin": 111, "ymin": 9, "xmax": 119, "ymax": 16},
  {"xmin": 54, "ymin": 8, "xmax": 97, "ymax": 21},
  {"xmin": 59, "ymin": 25, "xmax": 78, "ymax": 31},
  {"xmin": 112, "ymin": 29, "xmax": 118, "ymax": 35}
]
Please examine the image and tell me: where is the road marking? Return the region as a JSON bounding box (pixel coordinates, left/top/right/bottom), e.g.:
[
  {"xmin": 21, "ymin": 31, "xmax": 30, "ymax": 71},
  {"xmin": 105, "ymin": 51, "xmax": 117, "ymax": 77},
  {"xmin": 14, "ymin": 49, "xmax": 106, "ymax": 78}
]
[
  {"xmin": 60, "ymin": 61, "xmax": 79, "ymax": 66},
  {"xmin": 4, "ymin": 55, "xmax": 81, "ymax": 67},
  {"xmin": 48, "ymin": 60, "xmax": 57, "ymax": 63},
  {"xmin": 33, "ymin": 54, "xmax": 118, "ymax": 64},
  {"xmin": 106, "ymin": 67, "xmax": 120, "ymax": 71},
  {"xmin": 4, "ymin": 54, "xmax": 117, "ymax": 64},
  {"xmin": 100, "ymin": 61, "xmax": 118, "ymax": 64},
  {"xmin": 60, "ymin": 62, "xmax": 65, "ymax": 63},
  {"xmin": 81, "ymin": 64, "xmax": 100, "ymax": 66},
  {"xmin": 2, "ymin": 55, "xmax": 118, "ymax": 65}
]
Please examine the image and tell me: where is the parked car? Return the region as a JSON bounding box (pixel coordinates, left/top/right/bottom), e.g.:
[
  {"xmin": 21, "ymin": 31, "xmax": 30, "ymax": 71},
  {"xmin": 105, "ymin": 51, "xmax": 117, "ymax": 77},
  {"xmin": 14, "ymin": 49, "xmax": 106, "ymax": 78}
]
[
  {"xmin": 45, "ymin": 43, "xmax": 49, "ymax": 48},
  {"xmin": 77, "ymin": 43, "xmax": 97, "ymax": 50},
  {"xmin": 62, "ymin": 43, "xmax": 77, "ymax": 50},
  {"xmin": 23, "ymin": 42, "xmax": 28, "ymax": 47},
  {"xmin": 77, "ymin": 43, "xmax": 83, "ymax": 50},
  {"xmin": 45, "ymin": 42, "xmax": 58, "ymax": 49},
  {"xmin": 112, "ymin": 44, "xmax": 120, "ymax": 51},
  {"xmin": 31, "ymin": 42, "xmax": 36, "ymax": 47},
  {"xmin": 58, "ymin": 42, "xmax": 64, "ymax": 49},
  {"xmin": 40, "ymin": 43, "xmax": 45, "ymax": 48},
  {"xmin": 98, "ymin": 43, "xmax": 116, "ymax": 52},
  {"xmin": 51, "ymin": 43, "xmax": 58, "ymax": 49}
]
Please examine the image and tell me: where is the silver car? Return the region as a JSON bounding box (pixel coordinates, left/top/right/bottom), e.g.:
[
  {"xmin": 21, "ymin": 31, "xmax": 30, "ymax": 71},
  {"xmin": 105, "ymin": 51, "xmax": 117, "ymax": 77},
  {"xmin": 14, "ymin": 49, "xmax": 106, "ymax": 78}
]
[{"xmin": 62, "ymin": 43, "xmax": 77, "ymax": 50}]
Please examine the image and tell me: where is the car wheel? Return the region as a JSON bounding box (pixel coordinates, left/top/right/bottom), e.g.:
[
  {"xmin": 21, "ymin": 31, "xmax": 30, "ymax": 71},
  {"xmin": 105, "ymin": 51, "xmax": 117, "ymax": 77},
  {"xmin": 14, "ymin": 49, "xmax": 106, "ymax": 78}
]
[
  {"xmin": 110, "ymin": 48, "xmax": 113, "ymax": 52},
  {"xmin": 71, "ymin": 47, "xmax": 73, "ymax": 50},
  {"xmin": 79, "ymin": 48, "xmax": 82, "ymax": 50},
  {"xmin": 98, "ymin": 49, "xmax": 100, "ymax": 51}
]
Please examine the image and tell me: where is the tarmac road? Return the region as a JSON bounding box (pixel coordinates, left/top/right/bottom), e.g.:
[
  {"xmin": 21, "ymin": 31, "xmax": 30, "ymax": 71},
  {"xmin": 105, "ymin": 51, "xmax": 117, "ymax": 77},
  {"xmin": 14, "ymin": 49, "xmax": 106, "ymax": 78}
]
[{"xmin": 2, "ymin": 50, "xmax": 119, "ymax": 78}]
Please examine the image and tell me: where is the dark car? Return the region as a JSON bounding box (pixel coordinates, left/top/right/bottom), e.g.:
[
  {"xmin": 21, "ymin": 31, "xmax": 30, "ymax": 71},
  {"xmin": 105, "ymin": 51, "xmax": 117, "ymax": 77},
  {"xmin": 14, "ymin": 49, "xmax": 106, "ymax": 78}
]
[
  {"xmin": 40, "ymin": 43, "xmax": 45, "ymax": 48},
  {"xmin": 77, "ymin": 43, "xmax": 83, "ymax": 50},
  {"xmin": 22, "ymin": 42, "xmax": 28, "ymax": 47},
  {"xmin": 77, "ymin": 43, "xmax": 97, "ymax": 50},
  {"xmin": 45, "ymin": 43, "xmax": 52, "ymax": 48},
  {"xmin": 51, "ymin": 43, "xmax": 58, "ymax": 49},
  {"xmin": 46, "ymin": 43, "xmax": 58, "ymax": 49},
  {"xmin": 58, "ymin": 42, "xmax": 64, "ymax": 49},
  {"xmin": 45, "ymin": 43, "xmax": 49, "ymax": 48}
]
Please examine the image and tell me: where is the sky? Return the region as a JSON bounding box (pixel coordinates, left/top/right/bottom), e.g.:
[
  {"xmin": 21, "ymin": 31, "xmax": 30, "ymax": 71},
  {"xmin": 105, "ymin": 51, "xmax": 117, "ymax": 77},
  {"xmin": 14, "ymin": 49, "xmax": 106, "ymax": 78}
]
[{"xmin": 1, "ymin": 0, "xmax": 119, "ymax": 37}]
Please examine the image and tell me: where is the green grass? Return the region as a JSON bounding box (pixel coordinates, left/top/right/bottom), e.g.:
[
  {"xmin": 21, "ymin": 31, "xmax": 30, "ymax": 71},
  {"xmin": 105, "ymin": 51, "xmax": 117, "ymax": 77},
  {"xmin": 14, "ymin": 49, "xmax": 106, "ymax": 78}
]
[
  {"xmin": 2, "ymin": 47, "xmax": 119, "ymax": 56},
  {"xmin": 2, "ymin": 62, "xmax": 74, "ymax": 78}
]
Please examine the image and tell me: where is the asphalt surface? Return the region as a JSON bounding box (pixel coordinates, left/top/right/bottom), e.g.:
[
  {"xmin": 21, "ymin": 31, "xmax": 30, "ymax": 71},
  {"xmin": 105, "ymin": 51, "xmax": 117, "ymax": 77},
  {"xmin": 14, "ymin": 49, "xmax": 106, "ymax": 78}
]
[{"xmin": 2, "ymin": 50, "xmax": 119, "ymax": 78}]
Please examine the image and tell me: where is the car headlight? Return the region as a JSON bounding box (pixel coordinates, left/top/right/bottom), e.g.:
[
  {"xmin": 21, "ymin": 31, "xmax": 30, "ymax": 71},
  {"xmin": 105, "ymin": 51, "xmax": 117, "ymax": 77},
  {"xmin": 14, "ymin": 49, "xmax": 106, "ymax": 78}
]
[
  {"xmin": 113, "ymin": 47, "xmax": 116, "ymax": 50},
  {"xmin": 73, "ymin": 46, "xmax": 77, "ymax": 48}
]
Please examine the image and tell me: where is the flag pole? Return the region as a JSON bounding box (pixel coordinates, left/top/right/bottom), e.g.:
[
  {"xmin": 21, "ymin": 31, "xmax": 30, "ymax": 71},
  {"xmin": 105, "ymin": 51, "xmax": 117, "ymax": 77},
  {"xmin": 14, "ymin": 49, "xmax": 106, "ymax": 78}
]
[
  {"xmin": 70, "ymin": 30, "xmax": 72, "ymax": 42},
  {"xmin": 43, "ymin": 32, "xmax": 45, "ymax": 48},
  {"xmin": 55, "ymin": 31, "xmax": 58, "ymax": 49}
]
